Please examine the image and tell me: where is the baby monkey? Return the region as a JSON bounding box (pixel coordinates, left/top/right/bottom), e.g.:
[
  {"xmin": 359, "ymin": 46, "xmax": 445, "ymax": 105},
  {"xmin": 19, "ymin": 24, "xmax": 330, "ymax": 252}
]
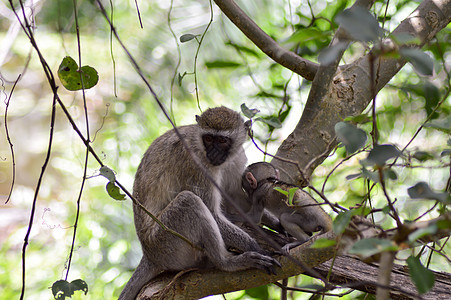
[{"xmin": 242, "ymin": 162, "xmax": 333, "ymax": 252}]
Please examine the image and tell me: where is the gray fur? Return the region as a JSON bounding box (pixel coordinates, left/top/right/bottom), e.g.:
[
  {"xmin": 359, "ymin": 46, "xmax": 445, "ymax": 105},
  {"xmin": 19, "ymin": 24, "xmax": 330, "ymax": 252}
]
[{"xmin": 119, "ymin": 108, "xmax": 279, "ymax": 300}]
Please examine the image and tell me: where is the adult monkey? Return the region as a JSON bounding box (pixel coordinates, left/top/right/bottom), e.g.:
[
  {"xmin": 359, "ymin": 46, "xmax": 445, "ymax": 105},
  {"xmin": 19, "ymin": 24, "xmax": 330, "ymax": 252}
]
[{"xmin": 119, "ymin": 107, "xmax": 280, "ymax": 300}]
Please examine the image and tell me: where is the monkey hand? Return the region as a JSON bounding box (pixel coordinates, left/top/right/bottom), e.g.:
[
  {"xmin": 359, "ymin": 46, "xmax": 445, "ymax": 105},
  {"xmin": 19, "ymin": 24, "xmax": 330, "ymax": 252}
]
[
  {"xmin": 281, "ymin": 240, "xmax": 307, "ymax": 256},
  {"xmin": 240, "ymin": 251, "xmax": 281, "ymax": 275}
]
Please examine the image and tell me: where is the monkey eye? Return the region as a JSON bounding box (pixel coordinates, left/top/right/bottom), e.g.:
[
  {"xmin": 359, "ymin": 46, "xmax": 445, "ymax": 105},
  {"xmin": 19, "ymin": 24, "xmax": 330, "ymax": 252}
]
[
  {"xmin": 203, "ymin": 134, "xmax": 214, "ymax": 143},
  {"xmin": 217, "ymin": 136, "xmax": 228, "ymax": 144}
]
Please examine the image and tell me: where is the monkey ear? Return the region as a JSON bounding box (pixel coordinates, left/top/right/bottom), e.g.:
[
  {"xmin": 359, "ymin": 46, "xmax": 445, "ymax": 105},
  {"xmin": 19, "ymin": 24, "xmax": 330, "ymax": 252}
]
[
  {"xmin": 245, "ymin": 172, "xmax": 258, "ymax": 189},
  {"xmin": 195, "ymin": 115, "xmax": 200, "ymax": 123}
]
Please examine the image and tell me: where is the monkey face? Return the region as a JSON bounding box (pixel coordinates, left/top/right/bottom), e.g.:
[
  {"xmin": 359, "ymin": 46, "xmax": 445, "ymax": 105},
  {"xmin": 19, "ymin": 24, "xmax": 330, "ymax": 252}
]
[{"xmin": 202, "ymin": 134, "xmax": 233, "ymax": 166}]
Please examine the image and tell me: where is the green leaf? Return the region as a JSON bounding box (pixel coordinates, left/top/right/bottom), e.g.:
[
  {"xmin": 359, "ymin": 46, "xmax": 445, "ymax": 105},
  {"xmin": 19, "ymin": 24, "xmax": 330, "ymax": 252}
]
[
  {"xmin": 385, "ymin": 169, "xmax": 398, "ymax": 181},
  {"xmin": 381, "ymin": 205, "xmax": 391, "ymax": 214},
  {"xmin": 360, "ymin": 167, "xmax": 380, "ymax": 182},
  {"xmin": 180, "ymin": 33, "xmax": 197, "ymax": 43},
  {"xmin": 254, "ymin": 116, "xmax": 282, "ymax": 129},
  {"xmin": 364, "ymin": 144, "xmax": 401, "ymax": 166},
  {"xmin": 99, "ymin": 166, "xmax": 116, "ymax": 182},
  {"xmin": 348, "ymin": 238, "xmax": 398, "ymax": 258},
  {"xmin": 240, "ymin": 103, "xmax": 260, "ymax": 118},
  {"xmin": 407, "ymin": 256, "xmax": 435, "ymax": 294},
  {"xmin": 391, "ymin": 33, "xmax": 421, "ymax": 45},
  {"xmin": 70, "ymin": 279, "xmax": 88, "ymax": 295},
  {"xmin": 284, "ymin": 27, "xmax": 330, "ymax": 44},
  {"xmin": 333, "ymin": 210, "xmax": 352, "ymax": 235},
  {"xmin": 318, "ymin": 41, "xmax": 348, "ymax": 65},
  {"xmin": 106, "ymin": 182, "xmax": 126, "ymax": 201},
  {"xmin": 274, "ymin": 187, "xmax": 288, "ymax": 196},
  {"xmin": 205, "ymin": 60, "xmax": 241, "ymax": 69},
  {"xmin": 310, "ymin": 238, "xmax": 336, "ymax": 248},
  {"xmin": 359, "ymin": 167, "xmax": 397, "ymax": 183},
  {"xmin": 51, "ymin": 279, "xmax": 88, "ymax": 300},
  {"xmin": 423, "ymin": 82, "xmax": 440, "ymax": 118},
  {"xmin": 407, "ymin": 182, "xmax": 450, "ymax": 204},
  {"xmin": 52, "ymin": 280, "xmax": 72, "ymax": 300},
  {"xmin": 344, "ymin": 114, "xmax": 372, "ymax": 124},
  {"xmin": 412, "ymin": 151, "xmax": 434, "ymax": 162},
  {"xmin": 274, "ymin": 187, "xmax": 300, "ymax": 205},
  {"xmin": 58, "ymin": 56, "xmax": 98, "ymax": 91},
  {"xmin": 335, "ymin": 7, "xmax": 384, "ymax": 42},
  {"xmin": 335, "ymin": 122, "xmax": 367, "ymax": 154},
  {"xmin": 245, "ymin": 285, "xmax": 269, "ymax": 299},
  {"xmin": 287, "ymin": 187, "xmax": 299, "ymax": 205},
  {"xmin": 424, "ymin": 114, "xmax": 451, "ymax": 133},
  {"xmin": 408, "ymin": 223, "xmax": 438, "ymax": 243},
  {"xmin": 346, "ymin": 173, "xmax": 361, "ymax": 180},
  {"xmin": 437, "ymin": 219, "xmax": 451, "ymax": 230},
  {"xmin": 399, "ymin": 48, "xmax": 434, "ymax": 76}
]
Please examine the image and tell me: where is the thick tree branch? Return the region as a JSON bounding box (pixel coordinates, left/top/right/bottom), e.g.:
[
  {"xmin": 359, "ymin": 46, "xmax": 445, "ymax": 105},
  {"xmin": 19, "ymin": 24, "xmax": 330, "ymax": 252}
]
[
  {"xmin": 139, "ymin": 214, "xmax": 450, "ymax": 299},
  {"xmin": 138, "ymin": 231, "xmax": 336, "ymax": 300},
  {"xmin": 272, "ymin": 0, "xmax": 451, "ymax": 184},
  {"xmin": 313, "ymin": 255, "xmax": 451, "ymax": 300},
  {"xmin": 213, "ymin": 0, "xmax": 318, "ymax": 81}
]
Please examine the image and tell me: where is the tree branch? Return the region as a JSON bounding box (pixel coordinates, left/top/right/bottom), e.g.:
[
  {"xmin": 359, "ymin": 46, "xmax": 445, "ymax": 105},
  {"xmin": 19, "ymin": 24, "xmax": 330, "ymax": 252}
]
[
  {"xmin": 313, "ymin": 255, "xmax": 451, "ymax": 300},
  {"xmin": 213, "ymin": 0, "xmax": 318, "ymax": 81},
  {"xmin": 138, "ymin": 231, "xmax": 336, "ymax": 300},
  {"xmin": 138, "ymin": 214, "xmax": 450, "ymax": 299}
]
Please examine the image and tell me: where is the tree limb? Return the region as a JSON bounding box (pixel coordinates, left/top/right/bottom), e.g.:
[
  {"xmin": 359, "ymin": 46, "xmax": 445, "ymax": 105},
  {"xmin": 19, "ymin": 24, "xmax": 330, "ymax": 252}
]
[
  {"xmin": 138, "ymin": 214, "xmax": 450, "ymax": 299},
  {"xmin": 313, "ymin": 255, "xmax": 451, "ymax": 300},
  {"xmin": 213, "ymin": 0, "xmax": 318, "ymax": 80},
  {"xmin": 138, "ymin": 231, "xmax": 336, "ymax": 300}
]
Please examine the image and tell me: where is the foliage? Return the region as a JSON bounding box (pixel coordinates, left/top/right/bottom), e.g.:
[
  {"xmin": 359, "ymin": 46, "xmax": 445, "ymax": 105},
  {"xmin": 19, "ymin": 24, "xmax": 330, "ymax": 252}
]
[{"xmin": 0, "ymin": 0, "xmax": 450, "ymax": 299}]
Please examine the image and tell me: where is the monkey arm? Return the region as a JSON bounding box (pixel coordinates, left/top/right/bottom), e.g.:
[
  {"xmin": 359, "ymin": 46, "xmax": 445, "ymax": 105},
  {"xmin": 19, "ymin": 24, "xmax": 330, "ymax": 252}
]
[
  {"xmin": 215, "ymin": 214, "xmax": 266, "ymax": 253},
  {"xmin": 260, "ymin": 209, "xmax": 285, "ymax": 233}
]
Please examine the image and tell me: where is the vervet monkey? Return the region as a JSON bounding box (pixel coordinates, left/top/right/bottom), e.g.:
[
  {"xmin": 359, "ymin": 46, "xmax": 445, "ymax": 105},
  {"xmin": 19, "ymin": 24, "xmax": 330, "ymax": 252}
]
[
  {"xmin": 220, "ymin": 157, "xmax": 284, "ymax": 232},
  {"xmin": 242, "ymin": 162, "xmax": 333, "ymax": 252},
  {"xmin": 119, "ymin": 107, "xmax": 280, "ymax": 300}
]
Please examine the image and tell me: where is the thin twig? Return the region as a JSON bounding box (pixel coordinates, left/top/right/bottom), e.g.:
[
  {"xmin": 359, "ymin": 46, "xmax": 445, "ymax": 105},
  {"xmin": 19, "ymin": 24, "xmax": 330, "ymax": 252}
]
[
  {"xmin": 109, "ymin": 0, "xmax": 117, "ymax": 97},
  {"xmin": 4, "ymin": 74, "xmax": 20, "ymax": 204},
  {"xmin": 65, "ymin": 0, "xmax": 90, "ymax": 281},
  {"xmin": 134, "ymin": 0, "xmax": 143, "ymax": 29},
  {"xmin": 193, "ymin": 0, "xmax": 214, "ymax": 111},
  {"xmin": 20, "ymin": 94, "xmax": 57, "ymax": 300},
  {"xmin": 168, "ymin": 0, "xmax": 181, "ymax": 125}
]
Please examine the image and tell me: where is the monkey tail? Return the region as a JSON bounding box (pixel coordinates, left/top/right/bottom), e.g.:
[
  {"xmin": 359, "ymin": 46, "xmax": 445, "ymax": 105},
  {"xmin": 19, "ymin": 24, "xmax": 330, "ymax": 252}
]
[{"xmin": 119, "ymin": 257, "xmax": 157, "ymax": 300}]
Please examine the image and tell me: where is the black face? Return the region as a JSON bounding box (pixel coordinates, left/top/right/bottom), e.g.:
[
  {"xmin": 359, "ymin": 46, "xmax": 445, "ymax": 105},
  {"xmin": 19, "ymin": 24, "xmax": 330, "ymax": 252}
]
[{"xmin": 202, "ymin": 134, "xmax": 232, "ymax": 166}]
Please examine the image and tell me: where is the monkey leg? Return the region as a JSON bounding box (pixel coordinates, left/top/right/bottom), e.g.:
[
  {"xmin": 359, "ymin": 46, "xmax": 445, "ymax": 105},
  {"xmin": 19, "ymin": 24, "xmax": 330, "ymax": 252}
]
[
  {"xmin": 279, "ymin": 213, "xmax": 312, "ymax": 254},
  {"xmin": 151, "ymin": 191, "xmax": 280, "ymax": 274},
  {"xmin": 279, "ymin": 213, "xmax": 310, "ymax": 241}
]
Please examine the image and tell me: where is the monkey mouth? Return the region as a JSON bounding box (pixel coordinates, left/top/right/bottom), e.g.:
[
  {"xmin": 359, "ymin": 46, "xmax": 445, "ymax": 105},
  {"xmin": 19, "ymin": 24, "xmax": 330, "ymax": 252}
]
[{"xmin": 206, "ymin": 148, "xmax": 228, "ymax": 166}]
